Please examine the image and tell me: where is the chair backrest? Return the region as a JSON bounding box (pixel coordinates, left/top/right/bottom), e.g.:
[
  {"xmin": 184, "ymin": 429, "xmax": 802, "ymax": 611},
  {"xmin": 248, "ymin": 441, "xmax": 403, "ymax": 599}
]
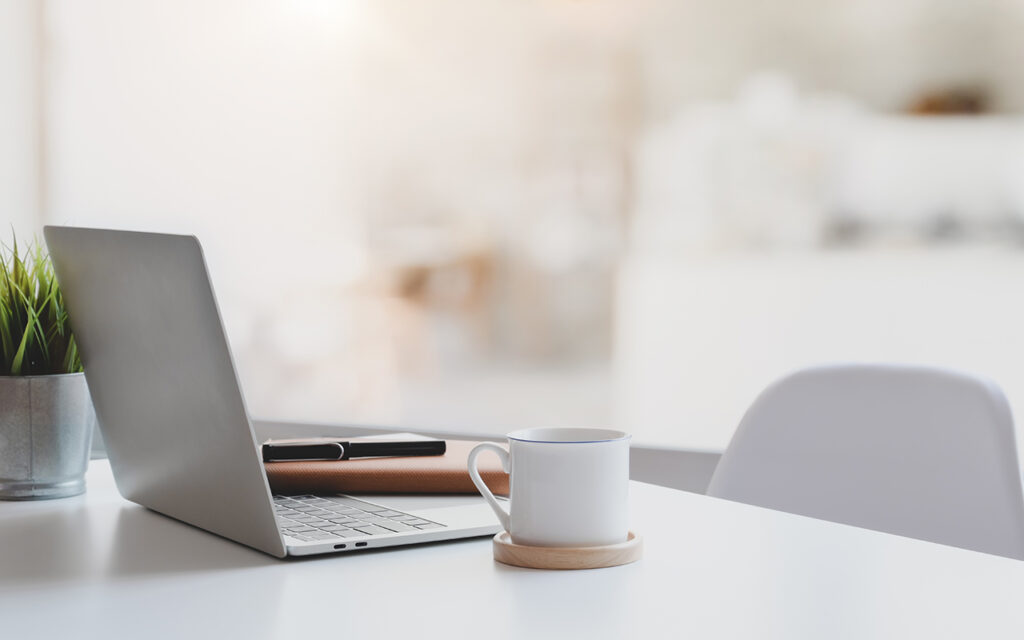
[{"xmin": 707, "ymin": 364, "xmax": 1024, "ymax": 559}]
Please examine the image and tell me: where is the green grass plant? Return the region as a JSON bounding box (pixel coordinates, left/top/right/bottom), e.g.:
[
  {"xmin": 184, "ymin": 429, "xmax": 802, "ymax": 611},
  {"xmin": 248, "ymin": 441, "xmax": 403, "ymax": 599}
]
[{"xmin": 0, "ymin": 235, "xmax": 82, "ymax": 375}]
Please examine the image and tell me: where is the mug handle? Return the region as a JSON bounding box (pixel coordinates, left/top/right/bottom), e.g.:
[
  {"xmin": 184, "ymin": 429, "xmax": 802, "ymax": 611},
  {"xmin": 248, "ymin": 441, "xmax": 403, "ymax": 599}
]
[{"xmin": 467, "ymin": 442, "xmax": 511, "ymax": 532}]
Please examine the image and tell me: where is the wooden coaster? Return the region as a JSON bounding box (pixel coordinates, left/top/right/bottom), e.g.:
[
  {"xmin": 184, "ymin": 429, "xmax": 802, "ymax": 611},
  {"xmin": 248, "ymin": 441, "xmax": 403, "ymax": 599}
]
[{"xmin": 492, "ymin": 531, "xmax": 642, "ymax": 570}]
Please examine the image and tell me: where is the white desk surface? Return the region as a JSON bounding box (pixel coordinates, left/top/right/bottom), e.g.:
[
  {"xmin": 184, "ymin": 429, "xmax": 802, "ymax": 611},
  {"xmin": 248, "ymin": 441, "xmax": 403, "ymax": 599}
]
[{"xmin": 2, "ymin": 461, "xmax": 1024, "ymax": 639}]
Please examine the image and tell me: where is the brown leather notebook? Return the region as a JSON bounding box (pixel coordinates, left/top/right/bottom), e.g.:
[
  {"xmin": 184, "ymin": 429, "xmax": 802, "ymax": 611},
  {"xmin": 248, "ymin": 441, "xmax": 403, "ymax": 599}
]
[{"xmin": 264, "ymin": 439, "xmax": 509, "ymax": 496}]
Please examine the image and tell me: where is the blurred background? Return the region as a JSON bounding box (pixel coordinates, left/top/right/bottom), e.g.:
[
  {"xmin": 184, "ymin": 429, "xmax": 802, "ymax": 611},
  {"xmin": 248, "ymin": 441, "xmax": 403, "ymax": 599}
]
[{"xmin": 4, "ymin": 0, "xmax": 1024, "ymax": 452}]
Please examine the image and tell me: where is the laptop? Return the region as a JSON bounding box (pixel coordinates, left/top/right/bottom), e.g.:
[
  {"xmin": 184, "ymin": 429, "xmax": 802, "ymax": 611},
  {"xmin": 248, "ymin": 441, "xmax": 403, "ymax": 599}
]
[{"xmin": 44, "ymin": 226, "xmax": 502, "ymax": 558}]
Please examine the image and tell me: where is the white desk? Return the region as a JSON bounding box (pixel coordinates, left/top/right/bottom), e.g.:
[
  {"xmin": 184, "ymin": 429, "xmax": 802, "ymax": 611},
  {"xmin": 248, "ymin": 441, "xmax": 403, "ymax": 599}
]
[{"xmin": 2, "ymin": 460, "xmax": 1024, "ymax": 639}]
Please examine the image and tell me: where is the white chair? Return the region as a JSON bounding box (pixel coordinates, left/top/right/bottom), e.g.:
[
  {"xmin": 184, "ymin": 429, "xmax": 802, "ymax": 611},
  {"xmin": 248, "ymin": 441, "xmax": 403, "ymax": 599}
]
[{"xmin": 706, "ymin": 364, "xmax": 1024, "ymax": 559}]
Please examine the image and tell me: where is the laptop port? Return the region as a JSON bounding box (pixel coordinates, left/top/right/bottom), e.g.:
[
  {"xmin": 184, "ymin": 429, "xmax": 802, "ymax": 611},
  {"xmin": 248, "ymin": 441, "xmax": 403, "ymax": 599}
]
[
  {"xmin": 355, "ymin": 542, "xmax": 368, "ymax": 547},
  {"xmin": 334, "ymin": 544, "xmax": 347, "ymax": 549}
]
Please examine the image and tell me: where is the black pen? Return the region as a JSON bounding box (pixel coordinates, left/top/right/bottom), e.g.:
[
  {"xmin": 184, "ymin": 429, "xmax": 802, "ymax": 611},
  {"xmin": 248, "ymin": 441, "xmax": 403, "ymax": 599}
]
[{"xmin": 261, "ymin": 438, "xmax": 446, "ymax": 462}]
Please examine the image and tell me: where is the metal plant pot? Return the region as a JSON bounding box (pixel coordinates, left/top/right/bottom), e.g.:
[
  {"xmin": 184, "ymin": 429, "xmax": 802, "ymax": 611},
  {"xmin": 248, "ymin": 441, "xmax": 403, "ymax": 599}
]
[{"xmin": 0, "ymin": 373, "xmax": 96, "ymax": 500}]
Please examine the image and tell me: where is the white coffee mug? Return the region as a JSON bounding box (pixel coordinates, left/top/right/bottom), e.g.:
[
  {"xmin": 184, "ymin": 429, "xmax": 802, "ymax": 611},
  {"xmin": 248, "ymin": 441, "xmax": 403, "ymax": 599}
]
[{"xmin": 467, "ymin": 427, "xmax": 631, "ymax": 548}]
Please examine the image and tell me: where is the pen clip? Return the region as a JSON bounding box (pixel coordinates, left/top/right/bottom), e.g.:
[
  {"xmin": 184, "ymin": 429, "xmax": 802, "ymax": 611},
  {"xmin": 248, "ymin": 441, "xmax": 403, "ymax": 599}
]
[{"xmin": 262, "ymin": 440, "xmax": 347, "ymax": 462}]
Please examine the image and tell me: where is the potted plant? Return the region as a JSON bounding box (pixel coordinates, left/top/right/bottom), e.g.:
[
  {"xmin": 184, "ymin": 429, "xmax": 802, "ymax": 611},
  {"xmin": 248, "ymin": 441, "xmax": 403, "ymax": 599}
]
[{"xmin": 0, "ymin": 236, "xmax": 95, "ymax": 499}]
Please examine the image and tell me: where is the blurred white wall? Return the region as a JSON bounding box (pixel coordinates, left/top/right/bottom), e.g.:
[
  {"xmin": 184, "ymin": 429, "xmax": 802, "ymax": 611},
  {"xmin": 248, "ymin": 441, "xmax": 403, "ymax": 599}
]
[
  {"xmin": 0, "ymin": 0, "xmax": 42, "ymax": 240},
  {"xmin": 615, "ymin": 249, "xmax": 1024, "ymax": 451},
  {"xmin": 43, "ymin": 0, "xmax": 380, "ymax": 421},
  {"xmin": 39, "ymin": 0, "xmax": 637, "ymax": 422},
  {"xmin": 5, "ymin": 0, "xmax": 1024, "ymax": 446},
  {"xmin": 638, "ymin": 0, "xmax": 1024, "ymax": 116},
  {"xmin": 44, "ymin": 0, "xmax": 367, "ymax": 280}
]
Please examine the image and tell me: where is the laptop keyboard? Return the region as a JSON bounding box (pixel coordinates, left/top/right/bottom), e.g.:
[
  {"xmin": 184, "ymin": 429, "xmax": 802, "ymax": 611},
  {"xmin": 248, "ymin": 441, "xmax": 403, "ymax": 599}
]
[{"xmin": 274, "ymin": 495, "xmax": 446, "ymax": 543}]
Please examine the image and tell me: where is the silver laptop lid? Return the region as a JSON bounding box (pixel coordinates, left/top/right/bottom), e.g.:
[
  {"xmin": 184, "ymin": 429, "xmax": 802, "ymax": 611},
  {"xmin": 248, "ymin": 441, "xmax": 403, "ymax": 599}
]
[{"xmin": 45, "ymin": 226, "xmax": 286, "ymax": 557}]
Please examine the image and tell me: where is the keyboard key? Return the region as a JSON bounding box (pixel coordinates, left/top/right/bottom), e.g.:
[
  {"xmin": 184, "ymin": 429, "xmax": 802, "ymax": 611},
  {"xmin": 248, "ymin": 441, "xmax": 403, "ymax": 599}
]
[
  {"xmin": 352, "ymin": 525, "xmax": 394, "ymax": 536},
  {"xmin": 326, "ymin": 507, "xmax": 364, "ymax": 515},
  {"xmin": 286, "ymin": 526, "xmax": 316, "ymax": 533},
  {"xmin": 375, "ymin": 521, "xmax": 416, "ymax": 533},
  {"xmin": 415, "ymin": 523, "xmax": 445, "ymax": 530},
  {"xmin": 333, "ymin": 498, "xmax": 390, "ymax": 512},
  {"xmin": 308, "ymin": 531, "xmax": 337, "ymax": 540},
  {"xmin": 325, "ymin": 497, "xmax": 369, "ymax": 507},
  {"xmin": 364, "ymin": 517, "xmax": 406, "ymax": 527}
]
